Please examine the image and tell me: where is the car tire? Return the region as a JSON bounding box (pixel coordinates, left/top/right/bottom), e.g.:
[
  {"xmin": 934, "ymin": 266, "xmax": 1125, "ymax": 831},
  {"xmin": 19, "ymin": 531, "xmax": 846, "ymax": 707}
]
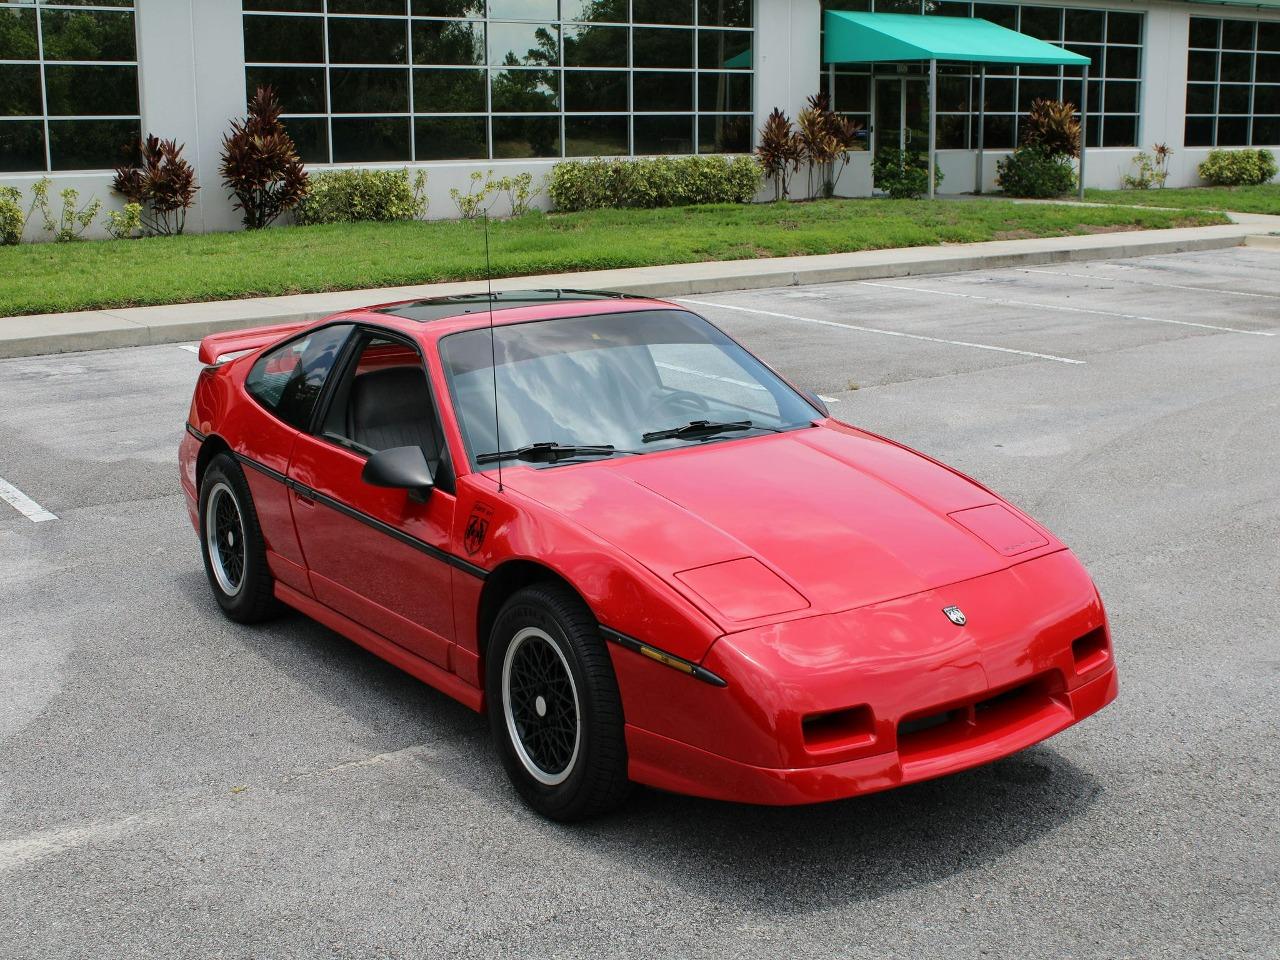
[
  {"xmin": 486, "ymin": 582, "xmax": 630, "ymax": 822},
  {"xmin": 198, "ymin": 453, "xmax": 278, "ymax": 624}
]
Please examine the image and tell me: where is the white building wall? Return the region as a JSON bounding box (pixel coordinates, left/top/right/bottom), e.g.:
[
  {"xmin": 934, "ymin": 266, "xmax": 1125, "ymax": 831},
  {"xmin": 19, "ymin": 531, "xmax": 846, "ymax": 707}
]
[{"xmin": 3, "ymin": 0, "xmax": 1280, "ymax": 240}]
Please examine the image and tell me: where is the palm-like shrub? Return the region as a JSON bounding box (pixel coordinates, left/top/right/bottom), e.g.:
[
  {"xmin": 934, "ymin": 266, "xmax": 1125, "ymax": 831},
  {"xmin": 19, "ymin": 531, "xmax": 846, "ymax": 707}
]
[
  {"xmin": 113, "ymin": 135, "xmax": 199, "ymax": 236},
  {"xmin": 756, "ymin": 109, "xmax": 804, "ymax": 201},
  {"xmin": 220, "ymin": 87, "xmax": 309, "ymax": 230},
  {"xmin": 1021, "ymin": 98, "xmax": 1080, "ymax": 158},
  {"xmin": 797, "ymin": 93, "xmax": 862, "ymax": 198}
]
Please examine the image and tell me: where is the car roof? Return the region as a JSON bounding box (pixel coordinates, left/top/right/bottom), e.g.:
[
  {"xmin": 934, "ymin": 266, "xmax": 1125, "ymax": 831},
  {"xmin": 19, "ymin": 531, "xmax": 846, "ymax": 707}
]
[{"xmin": 327, "ymin": 289, "xmax": 684, "ymax": 341}]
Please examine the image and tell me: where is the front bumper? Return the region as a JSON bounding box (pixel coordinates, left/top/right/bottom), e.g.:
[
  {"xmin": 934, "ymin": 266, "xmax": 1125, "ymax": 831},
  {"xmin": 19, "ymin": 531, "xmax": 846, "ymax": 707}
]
[
  {"xmin": 616, "ymin": 549, "xmax": 1118, "ymax": 805},
  {"xmin": 626, "ymin": 663, "xmax": 1116, "ymax": 805}
]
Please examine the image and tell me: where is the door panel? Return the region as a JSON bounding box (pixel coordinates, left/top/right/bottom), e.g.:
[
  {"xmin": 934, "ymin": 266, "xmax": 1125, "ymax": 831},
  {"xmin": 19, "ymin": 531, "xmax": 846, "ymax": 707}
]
[
  {"xmin": 289, "ymin": 436, "xmax": 457, "ymax": 668},
  {"xmin": 223, "ymin": 397, "xmax": 311, "ymax": 596},
  {"xmin": 874, "ymin": 78, "xmax": 928, "ymax": 154}
]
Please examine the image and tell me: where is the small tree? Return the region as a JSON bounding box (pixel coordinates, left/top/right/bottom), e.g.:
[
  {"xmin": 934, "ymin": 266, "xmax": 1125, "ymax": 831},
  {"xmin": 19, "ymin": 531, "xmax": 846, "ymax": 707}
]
[
  {"xmin": 220, "ymin": 86, "xmax": 309, "ymax": 229},
  {"xmin": 756, "ymin": 108, "xmax": 804, "ymax": 201},
  {"xmin": 1021, "ymin": 98, "xmax": 1080, "ymax": 158},
  {"xmin": 113, "ymin": 135, "xmax": 199, "ymax": 236},
  {"xmin": 796, "ymin": 93, "xmax": 862, "ymax": 199}
]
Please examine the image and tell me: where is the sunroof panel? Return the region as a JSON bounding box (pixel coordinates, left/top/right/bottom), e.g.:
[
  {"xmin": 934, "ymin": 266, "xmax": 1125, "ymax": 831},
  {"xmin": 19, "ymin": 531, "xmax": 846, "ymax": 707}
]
[{"xmin": 375, "ymin": 289, "xmax": 631, "ymax": 323}]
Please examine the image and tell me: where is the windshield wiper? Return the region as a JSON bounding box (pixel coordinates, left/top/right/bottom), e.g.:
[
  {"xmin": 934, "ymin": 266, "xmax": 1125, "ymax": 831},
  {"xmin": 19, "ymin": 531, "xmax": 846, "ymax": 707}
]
[
  {"xmin": 641, "ymin": 419, "xmax": 770, "ymax": 444},
  {"xmin": 476, "ymin": 442, "xmax": 631, "ymax": 465}
]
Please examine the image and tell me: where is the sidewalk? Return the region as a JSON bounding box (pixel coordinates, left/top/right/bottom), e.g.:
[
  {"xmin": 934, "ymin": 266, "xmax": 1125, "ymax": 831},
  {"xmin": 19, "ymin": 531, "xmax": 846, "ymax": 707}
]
[{"xmin": 2, "ymin": 216, "xmax": 1275, "ymax": 360}]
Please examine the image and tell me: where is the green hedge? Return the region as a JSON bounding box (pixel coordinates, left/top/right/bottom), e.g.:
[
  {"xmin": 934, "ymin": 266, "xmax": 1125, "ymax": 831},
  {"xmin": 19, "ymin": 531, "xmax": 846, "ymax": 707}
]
[
  {"xmin": 295, "ymin": 168, "xmax": 427, "ymax": 225},
  {"xmin": 871, "ymin": 149, "xmax": 944, "ymax": 200},
  {"xmin": 547, "ymin": 156, "xmax": 762, "ymax": 211},
  {"xmin": 996, "ymin": 145, "xmax": 1078, "ymax": 198},
  {"xmin": 1197, "ymin": 149, "xmax": 1278, "ymax": 187}
]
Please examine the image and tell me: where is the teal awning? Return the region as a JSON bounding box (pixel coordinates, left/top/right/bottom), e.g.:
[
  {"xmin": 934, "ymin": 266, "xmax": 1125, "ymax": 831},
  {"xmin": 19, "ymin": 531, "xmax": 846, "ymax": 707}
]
[{"xmin": 824, "ymin": 11, "xmax": 1091, "ymax": 66}]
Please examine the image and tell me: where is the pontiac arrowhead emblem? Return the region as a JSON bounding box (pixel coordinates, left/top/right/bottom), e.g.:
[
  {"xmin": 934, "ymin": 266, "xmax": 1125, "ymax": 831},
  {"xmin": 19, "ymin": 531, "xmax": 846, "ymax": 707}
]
[{"xmin": 943, "ymin": 605, "xmax": 967, "ymax": 626}]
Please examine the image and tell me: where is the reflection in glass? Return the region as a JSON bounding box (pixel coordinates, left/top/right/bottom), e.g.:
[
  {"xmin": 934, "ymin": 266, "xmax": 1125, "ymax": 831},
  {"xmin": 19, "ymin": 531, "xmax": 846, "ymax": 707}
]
[
  {"xmin": 564, "ymin": 70, "xmax": 628, "ymax": 112},
  {"xmin": 415, "ymin": 116, "xmax": 487, "ymax": 159},
  {"xmin": 332, "ymin": 116, "xmax": 412, "ymax": 161},
  {"xmin": 40, "ymin": 9, "xmax": 136, "ymax": 61},
  {"xmin": 563, "ymin": 23, "xmax": 627, "ymax": 67},
  {"xmin": 634, "ymin": 114, "xmax": 693, "ymax": 154},
  {"xmin": 698, "ymin": 29, "xmax": 750, "ymax": 70},
  {"xmin": 633, "ymin": 0, "xmax": 694, "ymax": 25},
  {"xmin": 414, "ymin": 68, "xmax": 486, "ymax": 113},
  {"xmin": 328, "ymin": 17, "xmax": 408, "ymax": 64},
  {"xmin": 330, "ymin": 67, "xmax": 410, "ymax": 113},
  {"xmin": 281, "ymin": 116, "xmax": 329, "ymax": 164},
  {"xmin": 634, "ymin": 71, "xmax": 692, "ymax": 111},
  {"xmin": 565, "ymin": 114, "xmax": 628, "ymax": 155},
  {"xmin": 562, "ymin": 0, "xmax": 627, "ymax": 23},
  {"xmin": 491, "ymin": 68, "xmax": 557, "ymax": 112},
  {"xmin": 45, "ymin": 64, "xmax": 139, "ymax": 116},
  {"xmin": 698, "ymin": 71, "xmax": 750, "ymax": 113},
  {"xmin": 699, "ymin": 0, "xmax": 751, "ymax": 28},
  {"xmin": 488, "ymin": 21, "xmax": 558, "ymax": 67},
  {"xmin": 247, "ymin": 67, "xmax": 326, "ymax": 114},
  {"xmin": 1106, "ymin": 12, "xmax": 1141, "ymax": 46},
  {"xmin": 1184, "ymin": 116, "xmax": 1213, "ymax": 147},
  {"xmin": 697, "ymin": 113, "xmax": 750, "ymax": 153},
  {"xmin": 412, "ymin": 0, "xmax": 484, "ymax": 16},
  {"xmin": 634, "ymin": 27, "xmax": 693, "ymax": 69},
  {"xmin": 1189, "ymin": 17, "xmax": 1219, "ymax": 49},
  {"xmin": 49, "ymin": 118, "xmax": 139, "ymax": 170},
  {"xmin": 412, "ymin": 19, "xmax": 484, "ymax": 66},
  {"xmin": 489, "ymin": 0, "xmax": 557, "ymax": 19},
  {"xmin": 1222, "ymin": 19, "xmax": 1255, "ymax": 51},
  {"xmin": 330, "ymin": 0, "xmax": 406, "ymax": 14},
  {"xmin": 1252, "ymin": 116, "xmax": 1279, "ymax": 144},
  {"xmin": 492, "ymin": 115, "xmax": 560, "ymax": 157},
  {"xmin": 244, "ymin": 15, "xmax": 323, "ymax": 63},
  {"xmin": 0, "ymin": 9, "xmax": 38, "ymax": 61},
  {"xmin": 0, "ymin": 120, "xmax": 44, "ymax": 172},
  {"xmin": 1101, "ymin": 114, "xmax": 1136, "ymax": 147},
  {"xmin": 0, "ymin": 64, "xmax": 41, "ymax": 116}
]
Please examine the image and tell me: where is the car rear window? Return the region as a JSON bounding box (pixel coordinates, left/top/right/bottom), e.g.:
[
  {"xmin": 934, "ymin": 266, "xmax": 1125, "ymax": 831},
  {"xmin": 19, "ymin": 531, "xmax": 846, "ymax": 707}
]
[{"xmin": 244, "ymin": 324, "xmax": 353, "ymax": 431}]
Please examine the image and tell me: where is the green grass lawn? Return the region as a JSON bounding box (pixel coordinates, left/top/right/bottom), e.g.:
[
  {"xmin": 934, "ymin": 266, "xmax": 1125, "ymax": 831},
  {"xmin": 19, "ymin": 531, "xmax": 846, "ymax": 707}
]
[
  {"xmin": 0, "ymin": 198, "xmax": 1228, "ymax": 317},
  {"xmin": 1084, "ymin": 184, "xmax": 1280, "ymax": 215}
]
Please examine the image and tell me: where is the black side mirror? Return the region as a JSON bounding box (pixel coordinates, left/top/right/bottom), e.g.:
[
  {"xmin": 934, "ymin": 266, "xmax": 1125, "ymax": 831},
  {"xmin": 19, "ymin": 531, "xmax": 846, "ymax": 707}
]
[
  {"xmin": 804, "ymin": 391, "xmax": 830, "ymax": 417},
  {"xmin": 362, "ymin": 446, "xmax": 434, "ymax": 497}
]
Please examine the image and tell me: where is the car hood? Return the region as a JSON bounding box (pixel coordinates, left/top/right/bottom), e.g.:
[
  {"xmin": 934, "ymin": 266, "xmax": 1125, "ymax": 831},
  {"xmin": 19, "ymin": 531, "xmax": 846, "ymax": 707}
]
[{"xmin": 504, "ymin": 423, "xmax": 1063, "ymax": 631}]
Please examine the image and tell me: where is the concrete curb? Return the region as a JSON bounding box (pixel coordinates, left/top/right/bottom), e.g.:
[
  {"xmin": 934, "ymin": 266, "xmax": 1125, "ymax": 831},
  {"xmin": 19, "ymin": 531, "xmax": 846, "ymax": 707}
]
[
  {"xmin": 1243, "ymin": 233, "xmax": 1280, "ymax": 250},
  {"xmin": 0, "ymin": 222, "xmax": 1259, "ymax": 360}
]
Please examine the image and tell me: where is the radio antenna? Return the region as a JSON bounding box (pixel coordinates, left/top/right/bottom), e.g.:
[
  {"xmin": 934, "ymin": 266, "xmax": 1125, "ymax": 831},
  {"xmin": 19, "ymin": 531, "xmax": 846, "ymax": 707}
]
[{"xmin": 483, "ymin": 213, "xmax": 502, "ymax": 492}]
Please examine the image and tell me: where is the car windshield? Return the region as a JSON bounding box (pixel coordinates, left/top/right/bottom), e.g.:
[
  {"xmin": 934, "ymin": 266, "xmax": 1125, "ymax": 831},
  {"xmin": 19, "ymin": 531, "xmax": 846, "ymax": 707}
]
[{"xmin": 439, "ymin": 309, "xmax": 819, "ymax": 469}]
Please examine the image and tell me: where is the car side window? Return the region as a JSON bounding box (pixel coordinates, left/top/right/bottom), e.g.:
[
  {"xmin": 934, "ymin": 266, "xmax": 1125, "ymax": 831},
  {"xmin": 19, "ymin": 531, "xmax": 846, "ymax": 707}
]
[
  {"xmin": 320, "ymin": 333, "xmax": 454, "ymax": 492},
  {"xmin": 245, "ymin": 324, "xmax": 354, "ymax": 431}
]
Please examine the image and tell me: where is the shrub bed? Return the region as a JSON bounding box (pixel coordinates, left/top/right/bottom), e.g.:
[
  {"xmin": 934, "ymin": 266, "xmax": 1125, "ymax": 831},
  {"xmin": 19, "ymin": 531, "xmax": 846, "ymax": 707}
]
[
  {"xmin": 871, "ymin": 149, "xmax": 943, "ymax": 199},
  {"xmin": 295, "ymin": 168, "xmax": 427, "ymax": 225},
  {"xmin": 547, "ymin": 156, "xmax": 761, "ymax": 211},
  {"xmin": 1197, "ymin": 149, "xmax": 1278, "ymax": 187},
  {"xmin": 997, "ymin": 145, "xmax": 1078, "ymax": 198}
]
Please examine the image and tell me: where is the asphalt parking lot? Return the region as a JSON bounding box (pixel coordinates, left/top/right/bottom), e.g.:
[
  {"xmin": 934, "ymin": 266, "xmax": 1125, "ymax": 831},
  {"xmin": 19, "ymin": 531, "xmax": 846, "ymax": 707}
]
[{"xmin": 1, "ymin": 247, "xmax": 1277, "ymax": 959}]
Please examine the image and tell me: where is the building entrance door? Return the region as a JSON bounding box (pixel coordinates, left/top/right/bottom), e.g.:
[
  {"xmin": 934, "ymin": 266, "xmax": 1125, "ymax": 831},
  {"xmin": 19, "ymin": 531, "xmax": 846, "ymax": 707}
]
[{"xmin": 873, "ymin": 77, "xmax": 929, "ymax": 155}]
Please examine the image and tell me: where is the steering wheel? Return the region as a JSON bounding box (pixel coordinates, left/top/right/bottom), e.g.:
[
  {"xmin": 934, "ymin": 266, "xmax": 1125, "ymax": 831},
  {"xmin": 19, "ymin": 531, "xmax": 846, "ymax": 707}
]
[{"xmin": 648, "ymin": 389, "xmax": 711, "ymax": 422}]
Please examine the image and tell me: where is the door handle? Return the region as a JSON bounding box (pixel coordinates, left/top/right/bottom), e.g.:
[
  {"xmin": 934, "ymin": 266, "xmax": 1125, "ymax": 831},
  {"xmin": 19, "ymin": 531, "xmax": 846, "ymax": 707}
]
[{"xmin": 291, "ymin": 482, "xmax": 316, "ymax": 506}]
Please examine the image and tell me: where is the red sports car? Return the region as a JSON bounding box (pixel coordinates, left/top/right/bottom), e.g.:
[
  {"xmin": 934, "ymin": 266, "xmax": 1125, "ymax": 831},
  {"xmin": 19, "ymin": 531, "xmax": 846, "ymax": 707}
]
[{"xmin": 180, "ymin": 290, "xmax": 1117, "ymax": 821}]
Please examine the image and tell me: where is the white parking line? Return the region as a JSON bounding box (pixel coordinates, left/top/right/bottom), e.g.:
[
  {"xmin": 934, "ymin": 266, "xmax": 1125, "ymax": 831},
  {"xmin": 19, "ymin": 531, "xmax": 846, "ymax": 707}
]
[
  {"xmin": 858, "ymin": 280, "xmax": 1276, "ymax": 337},
  {"xmin": 0, "ymin": 478, "xmax": 57, "ymax": 523},
  {"xmin": 1020, "ymin": 267, "xmax": 1280, "ymax": 301},
  {"xmin": 176, "ymin": 344, "xmax": 199, "ymax": 354},
  {"xmin": 679, "ymin": 298, "xmax": 1086, "ymax": 365}
]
